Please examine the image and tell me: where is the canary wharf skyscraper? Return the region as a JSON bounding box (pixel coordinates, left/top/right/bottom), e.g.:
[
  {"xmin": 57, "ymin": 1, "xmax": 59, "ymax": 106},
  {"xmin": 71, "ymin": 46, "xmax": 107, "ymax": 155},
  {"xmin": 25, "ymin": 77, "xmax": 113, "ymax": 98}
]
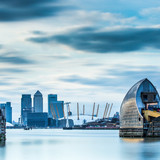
[
  {"xmin": 48, "ymin": 94, "xmax": 64, "ymax": 119},
  {"xmin": 33, "ymin": 90, "xmax": 43, "ymax": 112},
  {"xmin": 21, "ymin": 94, "xmax": 32, "ymax": 125}
]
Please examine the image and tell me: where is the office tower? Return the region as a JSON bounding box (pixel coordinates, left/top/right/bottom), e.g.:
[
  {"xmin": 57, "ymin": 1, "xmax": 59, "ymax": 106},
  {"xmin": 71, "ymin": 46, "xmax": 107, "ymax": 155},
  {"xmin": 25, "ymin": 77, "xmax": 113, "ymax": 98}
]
[
  {"xmin": 34, "ymin": 90, "xmax": 43, "ymax": 112},
  {"xmin": 48, "ymin": 94, "xmax": 57, "ymax": 118},
  {"xmin": 6, "ymin": 102, "xmax": 12, "ymax": 123},
  {"xmin": 0, "ymin": 102, "xmax": 12, "ymax": 123},
  {"xmin": 48, "ymin": 94, "xmax": 64, "ymax": 119},
  {"xmin": 21, "ymin": 94, "xmax": 32, "ymax": 125}
]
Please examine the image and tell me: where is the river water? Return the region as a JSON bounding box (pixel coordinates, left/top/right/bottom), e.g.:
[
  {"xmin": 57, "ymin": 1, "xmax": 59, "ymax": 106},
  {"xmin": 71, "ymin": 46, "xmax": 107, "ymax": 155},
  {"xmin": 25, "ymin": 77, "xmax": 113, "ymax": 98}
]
[{"xmin": 0, "ymin": 129, "xmax": 160, "ymax": 160}]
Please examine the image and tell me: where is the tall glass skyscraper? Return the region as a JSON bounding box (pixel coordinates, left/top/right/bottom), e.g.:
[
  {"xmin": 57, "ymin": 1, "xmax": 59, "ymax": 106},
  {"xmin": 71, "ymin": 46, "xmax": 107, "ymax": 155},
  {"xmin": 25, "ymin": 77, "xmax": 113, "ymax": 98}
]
[
  {"xmin": 21, "ymin": 94, "xmax": 32, "ymax": 125},
  {"xmin": 0, "ymin": 102, "xmax": 12, "ymax": 123},
  {"xmin": 48, "ymin": 94, "xmax": 64, "ymax": 119},
  {"xmin": 33, "ymin": 90, "xmax": 43, "ymax": 112}
]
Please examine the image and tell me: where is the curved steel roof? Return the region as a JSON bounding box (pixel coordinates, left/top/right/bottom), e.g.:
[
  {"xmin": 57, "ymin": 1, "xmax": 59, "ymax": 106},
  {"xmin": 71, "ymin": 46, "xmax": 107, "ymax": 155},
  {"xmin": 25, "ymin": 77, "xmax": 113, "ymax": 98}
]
[{"xmin": 120, "ymin": 78, "xmax": 160, "ymax": 129}]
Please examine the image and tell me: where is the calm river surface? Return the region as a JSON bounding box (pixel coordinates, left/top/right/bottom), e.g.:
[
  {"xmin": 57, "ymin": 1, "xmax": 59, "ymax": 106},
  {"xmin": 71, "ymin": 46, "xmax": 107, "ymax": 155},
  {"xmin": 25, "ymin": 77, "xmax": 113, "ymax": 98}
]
[{"xmin": 0, "ymin": 129, "xmax": 160, "ymax": 160}]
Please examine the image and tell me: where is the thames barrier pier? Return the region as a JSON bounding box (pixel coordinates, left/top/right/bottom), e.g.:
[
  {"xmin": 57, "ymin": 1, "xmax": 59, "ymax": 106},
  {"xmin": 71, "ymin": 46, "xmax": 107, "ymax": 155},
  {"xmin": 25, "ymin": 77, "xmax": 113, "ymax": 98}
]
[
  {"xmin": 120, "ymin": 78, "xmax": 160, "ymax": 137},
  {"xmin": 0, "ymin": 108, "xmax": 6, "ymax": 142}
]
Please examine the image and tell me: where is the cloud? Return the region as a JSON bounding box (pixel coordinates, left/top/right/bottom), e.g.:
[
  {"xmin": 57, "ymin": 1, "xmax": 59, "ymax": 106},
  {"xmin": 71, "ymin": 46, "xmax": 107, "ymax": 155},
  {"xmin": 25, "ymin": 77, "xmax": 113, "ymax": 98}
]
[
  {"xmin": 31, "ymin": 30, "xmax": 46, "ymax": 35},
  {"xmin": 0, "ymin": 54, "xmax": 34, "ymax": 65},
  {"xmin": 0, "ymin": 0, "xmax": 71, "ymax": 21},
  {"xmin": 0, "ymin": 81, "xmax": 11, "ymax": 86},
  {"xmin": 106, "ymin": 65, "xmax": 160, "ymax": 79},
  {"xmin": 59, "ymin": 74, "xmax": 125, "ymax": 88},
  {"xmin": 140, "ymin": 7, "xmax": 160, "ymax": 23},
  {"xmin": 0, "ymin": 68, "xmax": 27, "ymax": 73},
  {"xmin": 28, "ymin": 27, "xmax": 160, "ymax": 53},
  {"xmin": 59, "ymin": 65, "xmax": 160, "ymax": 88},
  {"xmin": 83, "ymin": 63, "xmax": 102, "ymax": 67},
  {"xmin": 1, "ymin": 0, "xmax": 58, "ymax": 7},
  {"xmin": 49, "ymin": 55, "xmax": 71, "ymax": 59},
  {"xmin": 23, "ymin": 82, "xmax": 39, "ymax": 86},
  {"xmin": 140, "ymin": 7, "xmax": 160, "ymax": 16},
  {"xmin": 57, "ymin": 10, "xmax": 136, "ymax": 26}
]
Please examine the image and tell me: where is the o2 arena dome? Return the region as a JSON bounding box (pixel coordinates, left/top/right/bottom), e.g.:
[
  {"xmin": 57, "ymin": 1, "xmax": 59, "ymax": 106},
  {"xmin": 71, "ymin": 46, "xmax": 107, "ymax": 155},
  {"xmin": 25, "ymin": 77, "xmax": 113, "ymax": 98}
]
[{"xmin": 120, "ymin": 78, "xmax": 160, "ymax": 137}]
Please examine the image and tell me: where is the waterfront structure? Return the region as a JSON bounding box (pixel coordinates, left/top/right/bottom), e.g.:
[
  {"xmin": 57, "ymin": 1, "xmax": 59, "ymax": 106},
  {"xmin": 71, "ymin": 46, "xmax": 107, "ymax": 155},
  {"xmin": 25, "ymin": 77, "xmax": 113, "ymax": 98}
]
[
  {"xmin": 33, "ymin": 90, "xmax": 43, "ymax": 112},
  {"xmin": 21, "ymin": 94, "xmax": 32, "ymax": 125},
  {"xmin": 48, "ymin": 118, "xmax": 74, "ymax": 128},
  {"xmin": 0, "ymin": 108, "xmax": 6, "ymax": 141},
  {"xmin": 0, "ymin": 102, "xmax": 12, "ymax": 123},
  {"xmin": 48, "ymin": 94, "xmax": 64, "ymax": 119},
  {"xmin": 27, "ymin": 112, "xmax": 48, "ymax": 128},
  {"xmin": 120, "ymin": 78, "xmax": 160, "ymax": 137},
  {"xmin": 113, "ymin": 112, "xmax": 119, "ymax": 119}
]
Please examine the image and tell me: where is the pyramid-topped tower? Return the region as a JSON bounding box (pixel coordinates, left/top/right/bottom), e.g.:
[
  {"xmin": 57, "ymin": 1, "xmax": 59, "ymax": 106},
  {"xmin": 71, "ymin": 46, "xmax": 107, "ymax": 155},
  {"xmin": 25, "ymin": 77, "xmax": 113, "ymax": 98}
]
[{"xmin": 33, "ymin": 90, "xmax": 43, "ymax": 112}]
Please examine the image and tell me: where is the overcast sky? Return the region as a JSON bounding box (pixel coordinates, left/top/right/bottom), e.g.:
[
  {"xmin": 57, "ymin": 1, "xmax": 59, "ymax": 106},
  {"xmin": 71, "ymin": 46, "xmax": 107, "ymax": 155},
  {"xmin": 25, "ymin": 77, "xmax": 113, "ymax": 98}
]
[{"xmin": 1, "ymin": 0, "xmax": 160, "ymax": 121}]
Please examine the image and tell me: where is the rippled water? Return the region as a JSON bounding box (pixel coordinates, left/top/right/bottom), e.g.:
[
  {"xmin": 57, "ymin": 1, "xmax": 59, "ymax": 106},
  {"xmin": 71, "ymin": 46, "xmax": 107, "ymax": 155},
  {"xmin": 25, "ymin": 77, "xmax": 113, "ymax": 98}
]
[{"xmin": 1, "ymin": 129, "xmax": 160, "ymax": 160}]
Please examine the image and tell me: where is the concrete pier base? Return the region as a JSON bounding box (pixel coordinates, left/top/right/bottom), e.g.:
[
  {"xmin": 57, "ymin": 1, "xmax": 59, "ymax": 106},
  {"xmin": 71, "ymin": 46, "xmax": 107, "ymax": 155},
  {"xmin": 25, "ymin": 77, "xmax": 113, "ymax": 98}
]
[
  {"xmin": 146, "ymin": 117, "xmax": 160, "ymax": 137},
  {"xmin": 0, "ymin": 111, "xmax": 6, "ymax": 142},
  {"xmin": 119, "ymin": 128, "xmax": 143, "ymax": 137}
]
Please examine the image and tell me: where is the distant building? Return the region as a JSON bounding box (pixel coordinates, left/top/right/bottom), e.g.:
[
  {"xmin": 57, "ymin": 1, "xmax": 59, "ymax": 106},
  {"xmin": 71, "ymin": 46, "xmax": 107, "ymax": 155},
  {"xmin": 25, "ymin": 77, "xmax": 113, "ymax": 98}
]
[
  {"xmin": 48, "ymin": 94, "xmax": 57, "ymax": 102},
  {"xmin": 21, "ymin": 94, "xmax": 32, "ymax": 125},
  {"xmin": 48, "ymin": 118, "xmax": 56, "ymax": 127},
  {"xmin": 58, "ymin": 119, "xmax": 74, "ymax": 128},
  {"xmin": 33, "ymin": 90, "xmax": 43, "ymax": 112},
  {"xmin": 48, "ymin": 94, "xmax": 64, "ymax": 119},
  {"xmin": 48, "ymin": 118, "xmax": 74, "ymax": 128},
  {"xmin": 0, "ymin": 102, "xmax": 12, "ymax": 123},
  {"xmin": 27, "ymin": 112, "xmax": 48, "ymax": 128},
  {"xmin": 113, "ymin": 112, "xmax": 119, "ymax": 119}
]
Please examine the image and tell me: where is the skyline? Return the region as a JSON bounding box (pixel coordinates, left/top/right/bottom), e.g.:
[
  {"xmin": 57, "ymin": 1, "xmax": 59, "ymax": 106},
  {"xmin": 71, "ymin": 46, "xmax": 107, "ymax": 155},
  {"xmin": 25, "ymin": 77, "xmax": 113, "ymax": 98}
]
[{"xmin": 0, "ymin": 0, "xmax": 160, "ymax": 121}]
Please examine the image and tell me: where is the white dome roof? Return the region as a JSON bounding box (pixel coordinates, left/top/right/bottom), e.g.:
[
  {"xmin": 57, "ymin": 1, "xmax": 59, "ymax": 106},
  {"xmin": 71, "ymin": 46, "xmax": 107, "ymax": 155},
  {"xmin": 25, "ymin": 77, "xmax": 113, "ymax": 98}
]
[{"xmin": 6, "ymin": 122, "xmax": 13, "ymax": 127}]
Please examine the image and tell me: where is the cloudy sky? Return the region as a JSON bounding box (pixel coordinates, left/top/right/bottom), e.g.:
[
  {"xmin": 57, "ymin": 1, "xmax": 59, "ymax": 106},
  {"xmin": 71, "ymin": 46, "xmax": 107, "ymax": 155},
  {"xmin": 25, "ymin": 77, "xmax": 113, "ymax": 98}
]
[{"xmin": 1, "ymin": 0, "xmax": 160, "ymax": 121}]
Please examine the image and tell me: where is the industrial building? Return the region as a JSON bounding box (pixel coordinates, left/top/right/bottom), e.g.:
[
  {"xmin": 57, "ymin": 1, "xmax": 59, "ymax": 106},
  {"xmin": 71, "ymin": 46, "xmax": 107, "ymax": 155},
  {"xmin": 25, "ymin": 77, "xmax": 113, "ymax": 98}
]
[{"xmin": 120, "ymin": 78, "xmax": 160, "ymax": 137}]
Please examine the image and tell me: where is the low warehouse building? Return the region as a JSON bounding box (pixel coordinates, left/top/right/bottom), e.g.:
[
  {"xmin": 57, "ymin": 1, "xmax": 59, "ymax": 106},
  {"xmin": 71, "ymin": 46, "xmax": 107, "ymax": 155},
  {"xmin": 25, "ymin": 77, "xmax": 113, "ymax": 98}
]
[
  {"xmin": 27, "ymin": 112, "xmax": 48, "ymax": 128},
  {"xmin": 120, "ymin": 78, "xmax": 160, "ymax": 137}
]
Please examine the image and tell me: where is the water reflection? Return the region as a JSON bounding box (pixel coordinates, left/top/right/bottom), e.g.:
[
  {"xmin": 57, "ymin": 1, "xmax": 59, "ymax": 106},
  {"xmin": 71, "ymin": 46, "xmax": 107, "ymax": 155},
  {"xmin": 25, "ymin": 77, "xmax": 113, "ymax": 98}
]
[
  {"xmin": 0, "ymin": 141, "xmax": 5, "ymax": 147},
  {"xmin": 121, "ymin": 138, "xmax": 144, "ymax": 143},
  {"xmin": 121, "ymin": 137, "xmax": 160, "ymax": 160},
  {"xmin": 1, "ymin": 130, "xmax": 160, "ymax": 160},
  {"xmin": 121, "ymin": 137, "xmax": 160, "ymax": 143},
  {"xmin": 0, "ymin": 141, "xmax": 6, "ymax": 160}
]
